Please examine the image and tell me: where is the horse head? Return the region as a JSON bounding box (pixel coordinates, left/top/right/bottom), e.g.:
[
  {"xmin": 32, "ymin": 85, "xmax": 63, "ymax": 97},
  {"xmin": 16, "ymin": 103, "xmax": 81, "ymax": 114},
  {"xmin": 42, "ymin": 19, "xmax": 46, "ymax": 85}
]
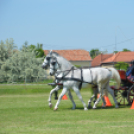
[
  {"xmin": 42, "ymin": 50, "xmax": 53, "ymax": 69},
  {"xmin": 49, "ymin": 56, "xmax": 60, "ymax": 76}
]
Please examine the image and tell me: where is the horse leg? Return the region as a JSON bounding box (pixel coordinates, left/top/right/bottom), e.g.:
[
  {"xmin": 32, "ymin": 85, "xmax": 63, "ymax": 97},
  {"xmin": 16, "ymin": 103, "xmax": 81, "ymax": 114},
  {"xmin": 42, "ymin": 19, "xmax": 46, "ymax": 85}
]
[
  {"xmin": 68, "ymin": 89, "xmax": 76, "ymax": 110},
  {"xmin": 48, "ymin": 86, "xmax": 60, "ymax": 108},
  {"xmin": 54, "ymin": 87, "xmax": 68, "ymax": 110},
  {"xmin": 101, "ymin": 95, "xmax": 106, "ymax": 108},
  {"xmin": 107, "ymin": 85, "xmax": 119, "ymax": 108},
  {"xmin": 73, "ymin": 86, "xmax": 88, "ymax": 110},
  {"xmin": 93, "ymin": 92, "xmax": 102, "ymax": 109},
  {"xmin": 92, "ymin": 84, "xmax": 104, "ymax": 109},
  {"xmin": 88, "ymin": 94, "xmax": 95, "ymax": 109},
  {"xmin": 88, "ymin": 87, "xmax": 95, "ymax": 108}
]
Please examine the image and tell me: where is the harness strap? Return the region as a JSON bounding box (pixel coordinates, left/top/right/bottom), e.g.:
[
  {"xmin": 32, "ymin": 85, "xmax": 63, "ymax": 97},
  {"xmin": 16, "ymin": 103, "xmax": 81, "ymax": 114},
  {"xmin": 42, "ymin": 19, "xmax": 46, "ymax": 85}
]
[
  {"xmin": 55, "ymin": 68, "xmax": 96, "ymax": 88},
  {"xmin": 90, "ymin": 69, "xmax": 93, "ymax": 85},
  {"xmin": 71, "ymin": 67, "xmax": 74, "ymax": 78},
  {"xmin": 79, "ymin": 68, "xmax": 83, "ymax": 90}
]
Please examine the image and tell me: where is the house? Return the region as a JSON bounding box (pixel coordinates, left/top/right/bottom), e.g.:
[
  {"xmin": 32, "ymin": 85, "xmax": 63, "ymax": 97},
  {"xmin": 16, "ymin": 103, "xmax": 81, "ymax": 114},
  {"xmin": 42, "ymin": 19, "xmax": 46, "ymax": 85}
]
[
  {"xmin": 102, "ymin": 51, "xmax": 134, "ymax": 66},
  {"xmin": 44, "ymin": 49, "xmax": 92, "ymax": 67},
  {"xmin": 91, "ymin": 53, "xmax": 114, "ymax": 67},
  {"xmin": 91, "ymin": 51, "xmax": 134, "ymax": 67}
]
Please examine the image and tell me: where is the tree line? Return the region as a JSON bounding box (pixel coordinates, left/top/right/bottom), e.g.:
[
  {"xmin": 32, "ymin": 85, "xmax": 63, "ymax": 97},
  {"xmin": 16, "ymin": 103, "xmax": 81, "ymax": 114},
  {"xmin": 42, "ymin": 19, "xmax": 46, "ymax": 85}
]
[
  {"xmin": 0, "ymin": 39, "xmax": 50, "ymax": 83},
  {"xmin": 89, "ymin": 48, "xmax": 131, "ymax": 59}
]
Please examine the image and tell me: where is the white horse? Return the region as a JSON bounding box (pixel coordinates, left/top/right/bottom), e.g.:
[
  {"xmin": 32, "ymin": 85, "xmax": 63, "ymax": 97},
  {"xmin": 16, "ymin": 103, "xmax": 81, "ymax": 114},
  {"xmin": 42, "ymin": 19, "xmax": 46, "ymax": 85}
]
[
  {"xmin": 42, "ymin": 51, "xmax": 77, "ymax": 110},
  {"xmin": 48, "ymin": 55, "xmax": 120, "ymax": 110}
]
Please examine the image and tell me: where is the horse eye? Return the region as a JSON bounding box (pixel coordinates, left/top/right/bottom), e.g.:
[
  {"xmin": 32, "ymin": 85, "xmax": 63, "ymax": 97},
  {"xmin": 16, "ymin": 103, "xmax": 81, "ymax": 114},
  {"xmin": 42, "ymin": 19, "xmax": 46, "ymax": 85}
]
[{"xmin": 46, "ymin": 57, "xmax": 50, "ymax": 60}]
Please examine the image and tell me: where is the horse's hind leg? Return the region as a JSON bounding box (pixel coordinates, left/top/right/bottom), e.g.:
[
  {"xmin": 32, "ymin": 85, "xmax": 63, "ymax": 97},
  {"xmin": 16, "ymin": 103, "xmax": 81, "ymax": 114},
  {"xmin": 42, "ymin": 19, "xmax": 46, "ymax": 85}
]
[
  {"xmin": 93, "ymin": 92, "xmax": 102, "ymax": 109},
  {"xmin": 107, "ymin": 85, "xmax": 119, "ymax": 108},
  {"xmin": 92, "ymin": 84, "xmax": 104, "ymax": 109},
  {"xmin": 88, "ymin": 88, "xmax": 97, "ymax": 109},
  {"xmin": 88, "ymin": 94, "xmax": 95, "ymax": 109},
  {"xmin": 68, "ymin": 89, "xmax": 76, "ymax": 110},
  {"xmin": 101, "ymin": 96, "xmax": 106, "ymax": 108}
]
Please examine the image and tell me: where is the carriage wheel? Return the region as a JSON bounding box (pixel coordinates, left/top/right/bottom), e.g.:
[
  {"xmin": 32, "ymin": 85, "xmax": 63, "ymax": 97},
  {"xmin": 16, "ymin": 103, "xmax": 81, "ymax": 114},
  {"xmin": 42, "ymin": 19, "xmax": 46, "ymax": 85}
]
[
  {"xmin": 114, "ymin": 90, "xmax": 129, "ymax": 105},
  {"xmin": 127, "ymin": 85, "xmax": 134, "ymax": 105}
]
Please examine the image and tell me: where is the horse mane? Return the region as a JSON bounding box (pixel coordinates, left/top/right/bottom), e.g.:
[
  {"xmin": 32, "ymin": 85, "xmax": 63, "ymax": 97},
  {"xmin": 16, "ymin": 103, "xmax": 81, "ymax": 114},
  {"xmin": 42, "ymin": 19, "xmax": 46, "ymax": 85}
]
[
  {"xmin": 50, "ymin": 51, "xmax": 60, "ymax": 57},
  {"xmin": 50, "ymin": 51, "xmax": 75, "ymax": 69}
]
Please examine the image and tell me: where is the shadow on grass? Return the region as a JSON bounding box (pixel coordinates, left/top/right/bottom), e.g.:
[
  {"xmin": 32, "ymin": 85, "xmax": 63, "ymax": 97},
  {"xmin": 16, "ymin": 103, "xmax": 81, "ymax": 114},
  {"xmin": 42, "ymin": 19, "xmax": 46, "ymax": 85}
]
[{"xmin": 65, "ymin": 105, "xmax": 131, "ymax": 111}]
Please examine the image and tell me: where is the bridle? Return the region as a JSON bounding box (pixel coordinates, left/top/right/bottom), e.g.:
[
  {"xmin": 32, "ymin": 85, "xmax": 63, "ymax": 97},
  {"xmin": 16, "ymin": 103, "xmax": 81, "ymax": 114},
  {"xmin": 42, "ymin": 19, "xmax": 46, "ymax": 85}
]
[{"xmin": 49, "ymin": 56, "xmax": 61, "ymax": 72}]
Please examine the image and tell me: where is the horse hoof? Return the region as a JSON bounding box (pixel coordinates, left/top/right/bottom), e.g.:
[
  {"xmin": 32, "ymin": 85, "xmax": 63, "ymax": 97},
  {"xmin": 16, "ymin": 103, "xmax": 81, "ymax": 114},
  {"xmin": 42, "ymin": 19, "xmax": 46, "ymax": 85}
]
[
  {"xmin": 54, "ymin": 107, "xmax": 58, "ymax": 111},
  {"xmin": 72, "ymin": 107, "xmax": 76, "ymax": 110},
  {"xmin": 93, "ymin": 107, "xmax": 97, "ymax": 109},
  {"xmin": 115, "ymin": 106, "xmax": 119, "ymax": 109},
  {"xmin": 84, "ymin": 108, "xmax": 88, "ymax": 111},
  {"xmin": 101, "ymin": 106, "xmax": 106, "ymax": 108},
  {"xmin": 49, "ymin": 103, "xmax": 52, "ymax": 108},
  {"xmin": 72, "ymin": 105, "xmax": 76, "ymax": 110},
  {"xmin": 88, "ymin": 105, "xmax": 92, "ymax": 109},
  {"xmin": 115, "ymin": 105, "xmax": 119, "ymax": 108}
]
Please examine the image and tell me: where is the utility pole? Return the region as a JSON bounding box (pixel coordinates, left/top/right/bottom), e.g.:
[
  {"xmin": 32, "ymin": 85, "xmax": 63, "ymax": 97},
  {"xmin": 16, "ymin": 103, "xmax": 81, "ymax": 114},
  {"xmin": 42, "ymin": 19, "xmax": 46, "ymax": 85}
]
[{"xmin": 115, "ymin": 35, "xmax": 117, "ymax": 52}]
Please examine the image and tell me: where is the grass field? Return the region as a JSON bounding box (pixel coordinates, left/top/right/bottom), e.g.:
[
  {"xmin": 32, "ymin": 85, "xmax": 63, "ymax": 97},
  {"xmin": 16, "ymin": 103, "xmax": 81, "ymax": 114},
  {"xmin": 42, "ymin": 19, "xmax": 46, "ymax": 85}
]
[{"xmin": 0, "ymin": 84, "xmax": 134, "ymax": 134}]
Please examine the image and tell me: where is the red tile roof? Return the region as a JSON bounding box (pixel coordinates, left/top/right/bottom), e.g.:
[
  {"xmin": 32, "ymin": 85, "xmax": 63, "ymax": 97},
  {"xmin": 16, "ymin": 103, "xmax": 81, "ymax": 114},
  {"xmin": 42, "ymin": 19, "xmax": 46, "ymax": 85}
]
[
  {"xmin": 91, "ymin": 53, "xmax": 114, "ymax": 67},
  {"xmin": 102, "ymin": 51, "xmax": 134, "ymax": 63},
  {"xmin": 44, "ymin": 50, "xmax": 92, "ymax": 61},
  {"xmin": 92, "ymin": 51, "xmax": 134, "ymax": 67}
]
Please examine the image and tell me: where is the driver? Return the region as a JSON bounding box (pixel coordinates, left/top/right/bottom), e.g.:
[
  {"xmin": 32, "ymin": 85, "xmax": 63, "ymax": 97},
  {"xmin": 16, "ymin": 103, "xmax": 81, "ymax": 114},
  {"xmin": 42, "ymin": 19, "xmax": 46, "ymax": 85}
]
[{"xmin": 126, "ymin": 61, "xmax": 134, "ymax": 82}]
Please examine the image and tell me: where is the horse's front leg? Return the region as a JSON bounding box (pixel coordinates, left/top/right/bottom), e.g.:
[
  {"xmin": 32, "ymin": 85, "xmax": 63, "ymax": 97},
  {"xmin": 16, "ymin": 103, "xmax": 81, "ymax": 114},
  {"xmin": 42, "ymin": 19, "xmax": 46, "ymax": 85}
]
[
  {"xmin": 48, "ymin": 86, "xmax": 60, "ymax": 108},
  {"xmin": 68, "ymin": 89, "xmax": 76, "ymax": 110},
  {"xmin": 73, "ymin": 86, "xmax": 88, "ymax": 110},
  {"xmin": 54, "ymin": 87, "xmax": 68, "ymax": 110}
]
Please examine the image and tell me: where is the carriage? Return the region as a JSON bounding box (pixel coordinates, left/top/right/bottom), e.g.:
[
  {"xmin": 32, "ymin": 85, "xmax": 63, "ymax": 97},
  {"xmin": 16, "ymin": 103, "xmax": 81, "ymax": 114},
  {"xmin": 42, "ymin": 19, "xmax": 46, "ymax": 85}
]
[
  {"xmin": 43, "ymin": 51, "xmax": 134, "ymax": 110},
  {"xmin": 111, "ymin": 63, "xmax": 134, "ymax": 106}
]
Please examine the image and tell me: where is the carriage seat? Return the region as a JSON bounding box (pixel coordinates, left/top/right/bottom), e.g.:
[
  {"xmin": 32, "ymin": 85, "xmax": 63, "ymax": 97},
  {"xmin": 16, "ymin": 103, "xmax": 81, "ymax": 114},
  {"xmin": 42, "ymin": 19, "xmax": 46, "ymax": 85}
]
[
  {"xmin": 118, "ymin": 70, "xmax": 126, "ymax": 81},
  {"xmin": 118, "ymin": 70, "xmax": 130, "ymax": 86}
]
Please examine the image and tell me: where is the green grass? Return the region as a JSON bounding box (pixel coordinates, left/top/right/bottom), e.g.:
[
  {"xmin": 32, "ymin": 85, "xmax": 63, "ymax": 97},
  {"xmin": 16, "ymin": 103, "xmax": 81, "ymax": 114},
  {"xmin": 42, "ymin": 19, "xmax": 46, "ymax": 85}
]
[{"xmin": 0, "ymin": 84, "xmax": 134, "ymax": 134}]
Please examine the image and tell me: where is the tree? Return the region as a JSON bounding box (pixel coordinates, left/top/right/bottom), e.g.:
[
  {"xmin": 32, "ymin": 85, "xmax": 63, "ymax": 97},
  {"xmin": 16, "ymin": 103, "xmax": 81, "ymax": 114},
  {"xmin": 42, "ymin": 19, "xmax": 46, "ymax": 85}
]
[
  {"xmin": 28, "ymin": 44, "xmax": 36, "ymax": 51},
  {"xmin": 35, "ymin": 43, "xmax": 45, "ymax": 58},
  {"xmin": 3, "ymin": 49, "xmax": 49, "ymax": 83},
  {"xmin": 113, "ymin": 51, "xmax": 118, "ymax": 54},
  {"xmin": 0, "ymin": 38, "xmax": 16, "ymax": 61},
  {"xmin": 0, "ymin": 39, "xmax": 16, "ymax": 82},
  {"xmin": 114, "ymin": 62, "xmax": 129, "ymax": 71},
  {"xmin": 21, "ymin": 42, "xmax": 45, "ymax": 58},
  {"xmin": 90, "ymin": 49, "xmax": 101, "ymax": 59},
  {"xmin": 0, "ymin": 39, "xmax": 49, "ymax": 83},
  {"xmin": 122, "ymin": 48, "xmax": 131, "ymax": 52}
]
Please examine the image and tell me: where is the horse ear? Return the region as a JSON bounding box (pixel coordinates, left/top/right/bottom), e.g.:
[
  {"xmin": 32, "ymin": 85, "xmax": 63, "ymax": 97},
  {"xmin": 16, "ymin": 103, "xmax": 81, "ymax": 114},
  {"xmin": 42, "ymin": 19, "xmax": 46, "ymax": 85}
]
[{"xmin": 49, "ymin": 50, "xmax": 53, "ymax": 55}]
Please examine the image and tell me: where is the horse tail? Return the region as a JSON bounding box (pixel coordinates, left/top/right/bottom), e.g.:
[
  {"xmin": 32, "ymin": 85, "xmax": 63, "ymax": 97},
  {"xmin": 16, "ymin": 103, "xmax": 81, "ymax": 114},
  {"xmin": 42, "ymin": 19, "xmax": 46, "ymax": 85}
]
[{"xmin": 108, "ymin": 67, "xmax": 121, "ymax": 89}]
